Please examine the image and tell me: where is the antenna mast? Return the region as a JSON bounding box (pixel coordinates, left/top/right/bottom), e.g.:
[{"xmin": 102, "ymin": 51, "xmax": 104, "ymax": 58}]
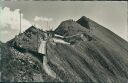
[
  {"xmin": 19, "ymin": 10, "xmax": 21, "ymax": 34},
  {"xmin": 46, "ymin": 21, "xmax": 48, "ymax": 29}
]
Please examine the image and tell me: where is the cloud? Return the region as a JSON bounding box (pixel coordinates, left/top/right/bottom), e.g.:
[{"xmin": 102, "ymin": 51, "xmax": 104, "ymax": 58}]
[
  {"xmin": 0, "ymin": 7, "xmax": 31, "ymax": 32},
  {"xmin": 34, "ymin": 16, "xmax": 53, "ymax": 31},
  {"xmin": 0, "ymin": 7, "xmax": 32, "ymax": 42},
  {"xmin": 0, "ymin": 7, "xmax": 54, "ymax": 42},
  {"xmin": 34, "ymin": 16, "xmax": 53, "ymax": 22}
]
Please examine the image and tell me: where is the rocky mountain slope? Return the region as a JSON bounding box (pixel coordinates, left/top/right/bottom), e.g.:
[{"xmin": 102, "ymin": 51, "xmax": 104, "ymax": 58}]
[
  {"xmin": 1, "ymin": 16, "xmax": 128, "ymax": 82},
  {"xmin": 7, "ymin": 26, "xmax": 46, "ymax": 52},
  {"xmin": 0, "ymin": 41, "xmax": 2, "ymax": 81}
]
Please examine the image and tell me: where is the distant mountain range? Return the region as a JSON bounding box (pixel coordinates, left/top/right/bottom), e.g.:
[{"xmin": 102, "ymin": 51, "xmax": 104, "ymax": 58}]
[{"xmin": 1, "ymin": 16, "xmax": 128, "ymax": 82}]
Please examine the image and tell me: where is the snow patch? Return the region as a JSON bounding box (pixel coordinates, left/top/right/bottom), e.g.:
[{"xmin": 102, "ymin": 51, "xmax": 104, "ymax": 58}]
[
  {"xmin": 52, "ymin": 38, "xmax": 70, "ymax": 44},
  {"xmin": 43, "ymin": 56, "xmax": 56, "ymax": 78},
  {"xmin": 54, "ymin": 34, "xmax": 64, "ymax": 38}
]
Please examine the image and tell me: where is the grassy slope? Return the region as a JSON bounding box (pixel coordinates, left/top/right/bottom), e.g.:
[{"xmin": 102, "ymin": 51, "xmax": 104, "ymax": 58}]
[
  {"xmin": 77, "ymin": 17, "xmax": 128, "ymax": 52},
  {"xmin": 49, "ymin": 17, "xmax": 128, "ymax": 82},
  {"xmin": 46, "ymin": 37, "xmax": 128, "ymax": 82}
]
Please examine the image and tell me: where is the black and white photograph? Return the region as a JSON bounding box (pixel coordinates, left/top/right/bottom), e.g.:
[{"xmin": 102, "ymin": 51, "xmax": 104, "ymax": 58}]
[{"xmin": 0, "ymin": 1, "xmax": 128, "ymax": 82}]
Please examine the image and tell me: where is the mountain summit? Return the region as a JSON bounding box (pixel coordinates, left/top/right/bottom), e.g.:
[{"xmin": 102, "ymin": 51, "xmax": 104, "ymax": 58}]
[
  {"xmin": 54, "ymin": 19, "xmax": 90, "ymax": 37},
  {"xmin": 76, "ymin": 16, "xmax": 90, "ymax": 29},
  {"xmin": 1, "ymin": 16, "xmax": 128, "ymax": 82}
]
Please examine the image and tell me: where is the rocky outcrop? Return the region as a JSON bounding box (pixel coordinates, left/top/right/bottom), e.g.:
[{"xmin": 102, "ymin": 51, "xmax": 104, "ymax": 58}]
[{"xmin": 7, "ymin": 26, "xmax": 46, "ymax": 52}]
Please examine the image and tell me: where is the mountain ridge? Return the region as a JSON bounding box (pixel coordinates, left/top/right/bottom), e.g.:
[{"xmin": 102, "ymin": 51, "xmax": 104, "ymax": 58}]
[{"xmin": 1, "ymin": 16, "xmax": 128, "ymax": 82}]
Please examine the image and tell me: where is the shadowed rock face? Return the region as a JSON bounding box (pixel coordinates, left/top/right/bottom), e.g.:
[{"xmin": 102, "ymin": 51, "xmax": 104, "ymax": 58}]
[
  {"xmin": 1, "ymin": 16, "xmax": 128, "ymax": 82},
  {"xmin": 77, "ymin": 16, "xmax": 90, "ymax": 29}
]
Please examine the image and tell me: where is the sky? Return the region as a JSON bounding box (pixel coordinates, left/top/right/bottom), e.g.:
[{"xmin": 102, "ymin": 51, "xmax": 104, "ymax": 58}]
[{"xmin": 0, "ymin": 1, "xmax": 127, "ymax": 42}]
